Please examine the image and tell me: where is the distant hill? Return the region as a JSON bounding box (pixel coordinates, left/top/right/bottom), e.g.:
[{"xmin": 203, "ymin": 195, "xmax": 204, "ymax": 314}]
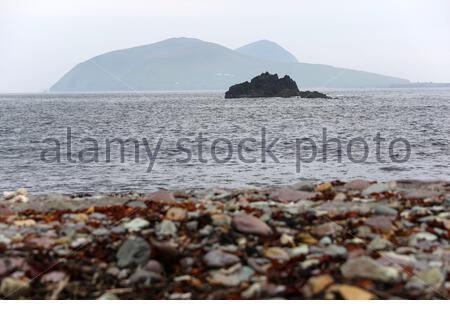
[
  {"xmin": 235, "ymin": 40, "xmax": 299, "ymax": 63},
  {"xmin": 50, "ymin": 37, "xmax": 409, "ymax": 92}
]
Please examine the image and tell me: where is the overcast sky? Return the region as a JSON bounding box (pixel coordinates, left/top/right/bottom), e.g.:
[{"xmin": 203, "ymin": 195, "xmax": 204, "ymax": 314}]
[{"xmin": 1, "ymin": 0, "xmax": 449, "ymax": 92}]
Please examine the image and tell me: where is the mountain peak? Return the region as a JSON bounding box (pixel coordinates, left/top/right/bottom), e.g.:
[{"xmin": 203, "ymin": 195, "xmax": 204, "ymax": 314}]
[{"xmin": 236, "ymin": 40, "xmax": 298, "ymax": 63}]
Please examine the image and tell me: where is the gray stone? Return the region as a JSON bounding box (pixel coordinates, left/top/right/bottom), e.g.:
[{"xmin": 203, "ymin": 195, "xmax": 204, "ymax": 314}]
[
  {"xmin": 116, "ymin": 237, "xmax": 151, "ymax": 268},
  {"xmin": 362, "ymin": 183, "xmax": 390, "ymax": 196},
  {"xmin": 324, "ymin": 245, "xmax": 347, "ymax": 257},
  {"xmin": 341, "ymin": 256, "xmax": 400, "ymax": 282},
  {"xmin": 406, "ymin": 267, "xmax": 445, "ymax": 292},
  {"xmin": 409, "ymin": 232, "xmax": 438, "ymax": 246},
  {"xmin": 126, "ymin": 200, "xmax": 147, "ymax": 209},
  {"xmin": 123, "ymin": 218, "xmax": 149, "ymax": 232},
  {"xmin": 156, "ymin": 220, "xmax": 177, "ymax": 237},
  {"xmin": 203, "ymin": 250, "xmax": 240, "ymax": 268},
  {"xmin": 374, "ymin": 205, "xmax": 398, "ymax": 216},
  {"xmin": 367, "ymin": 237, "xmax": 393, "ymax": 251}
]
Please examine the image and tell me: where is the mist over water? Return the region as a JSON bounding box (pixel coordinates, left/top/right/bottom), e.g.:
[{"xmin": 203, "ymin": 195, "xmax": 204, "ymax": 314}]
[{"xmin": 0, "ymin": 88, "xmax": 449, "ymax": 195}]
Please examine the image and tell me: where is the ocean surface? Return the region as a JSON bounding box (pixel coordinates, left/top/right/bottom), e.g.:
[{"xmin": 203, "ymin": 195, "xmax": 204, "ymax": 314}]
[{"xmin": 0, "ymin": 89, "xmax": 449, "ymax": 195}]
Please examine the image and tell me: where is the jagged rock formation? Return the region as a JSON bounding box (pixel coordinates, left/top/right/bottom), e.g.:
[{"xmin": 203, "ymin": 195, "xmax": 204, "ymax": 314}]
[{"xmin": 225, "ymin": 72, "xmax": 331, "ymax": 99}]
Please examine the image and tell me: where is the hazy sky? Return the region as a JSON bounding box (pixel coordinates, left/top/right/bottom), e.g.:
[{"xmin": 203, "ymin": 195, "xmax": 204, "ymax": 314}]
[{"xmin": 1, "ymin": 0, "xmax": 449, "ymax": 92}]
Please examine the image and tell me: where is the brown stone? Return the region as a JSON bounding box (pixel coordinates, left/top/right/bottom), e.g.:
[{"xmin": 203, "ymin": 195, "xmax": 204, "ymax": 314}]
[
  {"xmin": 365, "ymin": 216, "xmax": 394, "ymax": 232},
  {"xmin": 146, "ymin": 190, "xmax": 176, "ymax": 203},
  {"xmin": 165, "ymin": 207, "xmax": 187, "ymax": 221},
  {"xmin": 343, "ymin": 179, "xmax": 372, "ymax": 191},
  {"xmin": 311, "ymin": 222, "xmax": 344, "ymax": 237},
  {"xmin": 326, "ymin": 284, "xmax": 376, "ymax": 300},
  {"xmin": 302, "ymin": 274, "xmax": 334, "ymax": 297},
  {"xmin": 232, "ymin": 214, "xmax": 272, "ymax": 236},
  {"xmin": 271, "ymin": 188, "xmax": 317, "ymax": 203}
]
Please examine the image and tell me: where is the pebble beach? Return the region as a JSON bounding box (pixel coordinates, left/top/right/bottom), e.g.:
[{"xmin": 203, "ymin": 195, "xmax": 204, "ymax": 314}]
[{"xmin": 1, "ymin": 179, "xmax": 450, "ymax": 299}]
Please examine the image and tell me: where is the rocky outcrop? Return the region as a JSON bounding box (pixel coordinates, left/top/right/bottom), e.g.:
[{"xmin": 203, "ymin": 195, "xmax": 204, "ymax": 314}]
[
  {"xmin": 225, "ymin": 72, "xmax": 300, "ymax": 98},
  {"xmin": 298, "ymin": 90, "xmax": 331, "ymax": 99},
  {"xmin": 225, "ymin": 72, "xmax": 331, "ymax": 99}
]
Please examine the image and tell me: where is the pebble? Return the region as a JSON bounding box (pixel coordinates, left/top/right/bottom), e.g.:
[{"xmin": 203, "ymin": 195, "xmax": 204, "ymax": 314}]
[
  {"xmin": 232, "ymin": 214, "xmax": 272, "ymax": 236},
  {"xmin": 264, "ymin": 247, "xmax": 290, "ymax": 261},
  {"xmin": 409, "ymin": 232, "xmax": 438, "ymax": 246},
  {"xmin": 144, "ymin": 260, "xmax": 164, "ymax": 274},
  {"xmin": 211, "ymin": 214, "xmax": 231, "ymax": 226},
  {"xmin": 343, "ymin": 179, "xmax": 371, "ymax": 191},
  {"xmin": 271, "ymin": 188, "xmax": 317, "ymax": 203},
  {"xmin": 0, "ymin": 234, "xmax": 12, "ymax": 245},
  {"xmin": 146, "ymin": 190, "xmax": 176, "ymax": 203},
  {"xmin": 123, "ymin": 218, "xmax": 150, "ymax": 232},
  {"xmin": 374, "ymin": 205, "xmax": 398, "ymax": 216},
  {"xmin": 405, "ymin": 267, "xmax": 445, "ymax": 292},
  {"xmin": 126, "ymin": 200, "xmax": 147, "ymax": 209},
  {"xmin": 156, "ymin": 220, "xmax": 177, "ymax": 237},
  {"xmin": 166, "ymin": 207, "xmax": 187, "ymax": 221},
  {"xmin": 70, "ymin": 237, "xmax": 90, "ymax": 248},
  {"xmin": 367, "ymin": 237, "xmax": 393, "ymax": 251},
  {"xmin": 14, "ymin": 219, "xmax": 36, "ymax": 227},
  {"xmin": 341, "ymin": 256, "xmax": 400, "ymax": 282},
  {"xmin": 280, "ymin": 233, "xmax": 294, "ymax": 245},
  {"xmin": 0, "ymin": 277, "xmax": 29, "ymax": 297},
  {"xmin": 289, "ymin": 245, "xmax": 309, "ymax": 257},
  {"xmin": 323, "ymin": 245, "xmax": 347, "ymax": 257},
  {"xmin": 169, "ymin": 292, "xmax": 192, "ymax": 300},
  {"xmin": 98, "ymin": 292, "xmax": 119, "ymax": 300},
  {"xmin": 208, "ymin": 271, "xmax": 240, "ymax": 287},
  {"xmin": 116, "ymin": 237, "xmax": 151, "ymax": 268},
  {"xmin": 315, "ymin": 182, "xmax": 333, "ymax": 192},
  {"xmin": 362, "ymin": 183, "xmax": 390, "ymax": 196},
  {"xmin": 292, "ymin": 181, "xmax": 315, "ymax": 191},
  {"xmin": 202, "ymin": 250, "xmax": 240, "ymax": 268},
  {"xmin": 365, "ymin": 216, "xmax": 394, "ymax": 232},
  {"xmin": 311, "ymin": 222, "xmax": 343, "ymax": 237},
  {"xmin": 326, "ymin": 284, "xmax": 375, "ymax": 300},
  {"xmin": 41, "ymin": 271, "xmax": 67, "ymax": 283},
  {"xmin": 302, "ymin": 274, "xmax": 334, "ymax": 297}
]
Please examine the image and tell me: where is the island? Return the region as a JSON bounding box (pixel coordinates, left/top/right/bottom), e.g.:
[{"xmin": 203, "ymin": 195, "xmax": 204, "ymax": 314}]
[{"xmin": 225, "ymin": 72, "xmax": 331, "ymax": 99}]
